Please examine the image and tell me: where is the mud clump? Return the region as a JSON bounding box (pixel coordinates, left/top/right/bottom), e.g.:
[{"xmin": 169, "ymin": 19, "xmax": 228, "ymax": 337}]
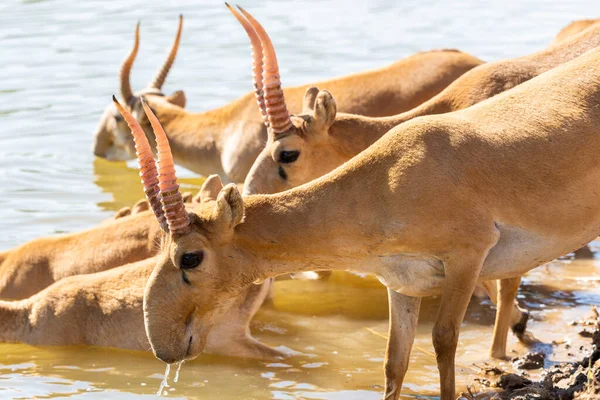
[
  {"xmin": 512, "ymin": 352, "xmax": 545, "ymax": 370},
  {"xmin": 488, "ymin": 307, "xmax": 600, "ymax": 400}
]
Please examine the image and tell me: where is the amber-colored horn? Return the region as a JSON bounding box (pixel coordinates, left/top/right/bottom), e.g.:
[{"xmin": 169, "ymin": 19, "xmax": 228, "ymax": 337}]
[
  {"xmin": 141, "ymin": 98, "xmax": 190, "ymax": 234},
  {"xmin": 225, "ymin": 3, "xmax": 267, "ymax": 124},
  {"xmin": 120, "ymin": 22, "xmax": 140, "ymax": 103},
  {"xmin": 112, "ymin": 95, "xmax": 168, "ymax": 231},
  {"xmin": 150, "ymin": 15, "xmax": 183, "ymax": 90},
  {"xmin": 238, "ymin": 6, "xmax": 293, "ymax": 134}
]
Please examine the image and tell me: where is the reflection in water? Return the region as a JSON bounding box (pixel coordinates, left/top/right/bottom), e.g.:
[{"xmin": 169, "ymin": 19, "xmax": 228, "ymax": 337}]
[
  {"xmin": 92, "ymin": 158, "xmax": 204, "ymax": 212},
  {"xmin": 2, "ymin": 0, "xmax": 600, "ymax": 398}
]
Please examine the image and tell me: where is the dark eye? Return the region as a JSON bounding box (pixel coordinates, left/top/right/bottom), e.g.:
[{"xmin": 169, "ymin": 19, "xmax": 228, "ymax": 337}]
[
  {"xmin": 279, "ymin": 150, "xmax": 300, "ymax": 163},
  {"xmin": 180, "ymin": 252, "xmax": 203, "ymax": 270},
  {"xmin": 114, "ymin": 114, "xmax": 124, "ymax": 122}
]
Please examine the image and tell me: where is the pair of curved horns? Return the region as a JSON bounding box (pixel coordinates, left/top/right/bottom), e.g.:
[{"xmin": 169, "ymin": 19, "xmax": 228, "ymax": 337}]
[
  {"xmin": 112, "ymin": 95, "xmax": 190, "ymax": 235},
  {"xmin": 120, "ymin": 15, "xmax": 184, "ymax": 102},
  {"xmin": 226, "ymin": 4, "xmax": 293, "ymax": 134}
]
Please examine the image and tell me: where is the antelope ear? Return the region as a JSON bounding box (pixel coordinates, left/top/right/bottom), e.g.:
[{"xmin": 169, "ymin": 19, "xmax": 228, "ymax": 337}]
[
  {"xmin": 114, "ymin": 207, "xmax": 132, "ymax": 219},
  {"xmin": 213, "ymin": 184, "xmax": 244, "ymax": 229},
  {"xmin": 182, "ymin": 192, "xmax": 193, "ymax": 203},
  {"xmin": 313, "ymin": 90, "xmax": 337, "ymax": 130},
  {"xmin": 302, "ymin": 87, "xmax": 319, "ymax": 113},
  {"xmin": 132, "ymin": 199, "xmax": 150, "ymax": 214},
  {"xmin": 200, "ymin": 174, "xmax": 224, "ymax": 203},
  {"xmin": 166, "ymin": 90, "xmax": 186, "ymax": 108}
]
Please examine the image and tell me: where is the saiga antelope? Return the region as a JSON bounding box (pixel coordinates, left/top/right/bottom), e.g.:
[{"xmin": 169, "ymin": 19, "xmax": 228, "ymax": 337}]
[
  {"xmin": 232, "ymin": 8, "xmax": 600, "ymax": 359},
  {"xmin": 120, "ymin": 45, "xmax": 600, "ymax": 400}
]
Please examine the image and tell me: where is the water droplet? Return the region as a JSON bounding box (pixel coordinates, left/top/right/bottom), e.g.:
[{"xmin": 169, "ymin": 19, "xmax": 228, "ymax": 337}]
[{"xmin": 174, "ymin": 361, "xmax": 184, "ymax": 383}]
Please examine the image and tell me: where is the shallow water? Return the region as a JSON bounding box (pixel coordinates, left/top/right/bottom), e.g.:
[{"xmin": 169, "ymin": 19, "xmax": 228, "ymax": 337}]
[{"xmin": 1, "ymin": 0, "xmax": 600, "ymax": 398}]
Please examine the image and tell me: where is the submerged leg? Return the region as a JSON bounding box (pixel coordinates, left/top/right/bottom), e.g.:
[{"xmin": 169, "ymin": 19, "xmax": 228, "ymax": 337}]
[
  {"xmin": 204, "ymin": 278, "xmax": 285, "ymax": 359},
  {"xmin": 383, "ymin": 289, "xmax": 421, "ymax": 400}
]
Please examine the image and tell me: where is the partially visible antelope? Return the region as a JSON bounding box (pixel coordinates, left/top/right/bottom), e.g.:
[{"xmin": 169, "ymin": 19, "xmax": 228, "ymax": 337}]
[
  {"xmin": 0, "ymin": 256, "xmax": 275, "ymax": 359},
  {"xmin": 94, "ymin": 15, "xmax": 186, "ymax": 161},
  {"xmin": 121, "ymin": 45, "xmax": 600, "ymax": 400},
  {"xmin": 0, "ymin": 210, "xmax": 161, "ymax": 300},
  {"xmin": 550, "ymin": 18, "xmax": 600, "ymax": 46},
  {"xmin": 93, "ymin": 15, "xmax": 483, "ymax": 182},
  {"xmin": 227, "ymin": 5, "xmax": 530, "ymax": 358},
  {"xmin": 243, "ymin": 21, "xmax": 600, "ymax": 196}
]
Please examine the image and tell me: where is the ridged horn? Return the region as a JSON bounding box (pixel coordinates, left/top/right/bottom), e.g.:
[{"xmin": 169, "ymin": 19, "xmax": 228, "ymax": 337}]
[
  {"xmin": 238, "ymin": 6, "xmax": 293, "ymax": 134},
  {"xmin": 150, "ymin": 15, "xmax": 184, "ymax": 90},
  {"xmin": 141, "ymin": 98, "xmax": 190, "ymax": 234},
  {"xmin": 120, "ymin": 22, "xmax": 140, "ymax": 103},
  {"xmin": 112, "ymin": 95, "xmax": 168, "ymax": 232},
  {"xmin": 225, "ymin": 3, "xmax": 268, "ymax": 125}
]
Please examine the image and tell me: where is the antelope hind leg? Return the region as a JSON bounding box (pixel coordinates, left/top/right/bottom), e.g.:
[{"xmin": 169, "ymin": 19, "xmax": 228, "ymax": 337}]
[
  {"xmin": 383, "ymin": 289, "xmax": 421, "ymax": 400},
  {"xmin": 489, "ymin": 277, "xmax": 522, "ymax": 359},
  {"xmin": 481, "ymin": 279, "xmax": 530, "ymax": 342}
]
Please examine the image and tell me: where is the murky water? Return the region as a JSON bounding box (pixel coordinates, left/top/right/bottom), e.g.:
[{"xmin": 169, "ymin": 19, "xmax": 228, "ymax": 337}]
[{"xmin": 1, "ymin": 0, "xmax": 600, "ymax": 398}]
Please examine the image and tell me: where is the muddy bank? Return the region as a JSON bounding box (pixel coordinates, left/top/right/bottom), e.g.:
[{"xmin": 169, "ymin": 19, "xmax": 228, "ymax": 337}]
[{"xmin": 465, "ymin": 307, "xmax": 600, "ymax": 400}]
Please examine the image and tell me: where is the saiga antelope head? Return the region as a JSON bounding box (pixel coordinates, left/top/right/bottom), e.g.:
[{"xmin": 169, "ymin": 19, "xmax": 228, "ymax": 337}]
[
  {"xmin": 226, "ymin": 5, "xmax": 344, "ymax": 195},
  {"xmin": 94, "ymin": 16, "xmax": 186, "ymax": 161},
  {"xmin": 113, "ymin": 96, "xmax": 254, "ymax": 363}
]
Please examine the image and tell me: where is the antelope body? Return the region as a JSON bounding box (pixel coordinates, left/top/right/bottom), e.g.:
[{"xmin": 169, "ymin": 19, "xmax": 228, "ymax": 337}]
[
  {"xmin": 127, "ymin": 44, "xmax": 600, "ymax": 400},
  {"xmin": 93, "ymin": 17, "xmax": 482, "ymax": 182},
  {"xmin": 228, "ymin": 5, "xmax": 530, "ymax": 358},
  {"xmin": 0, "ymin": 210, "xmax": 160, "ymax": 300}
]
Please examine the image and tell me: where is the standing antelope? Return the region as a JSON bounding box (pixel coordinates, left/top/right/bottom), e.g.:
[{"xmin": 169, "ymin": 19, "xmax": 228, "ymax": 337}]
[
  {"xmin": 226, "ymin": 5, "xmax": 534, "ymax": 359},
  {"xmin": 230, "ymin": 7, "xmax": 600, "ymax": 360},
  {"xmin": 93, "ymin": 16, "xmax": 483, "ymax": 182},
  {"xmin": 120, "ymin": 43, "xmax": 600, "ymax": 400}
]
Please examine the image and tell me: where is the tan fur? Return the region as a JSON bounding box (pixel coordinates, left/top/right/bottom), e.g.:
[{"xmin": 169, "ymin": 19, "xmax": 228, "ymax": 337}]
[
  {"xmin": 94, "ymin": 49, "xmax": 483, "ymax": 182},
  {"xmin": 140, "ymin": 48, "xmax": 600, "ymax": 400},
  {"xmin": 550, "ymin": 19, "xmax": 600, "ymax": 46},
  {"xmin": 0, "ymin": 211, "xmax": 160, "ymax": 300}
]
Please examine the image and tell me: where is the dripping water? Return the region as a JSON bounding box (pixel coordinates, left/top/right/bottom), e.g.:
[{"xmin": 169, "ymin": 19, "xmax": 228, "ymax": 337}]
[
  {"xmin": 156, "ymin": 363, "xmax": 171, "ymax": 396},
  {"xmin": 174, "ymin": 361, "xmax": 184, "ymax": 383}
]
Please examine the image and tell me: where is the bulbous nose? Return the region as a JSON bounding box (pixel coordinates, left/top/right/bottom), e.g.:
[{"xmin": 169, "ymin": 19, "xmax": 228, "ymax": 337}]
[{"xmin": 153, "ymin": 350, "xmax": 180, "ymax": 364}]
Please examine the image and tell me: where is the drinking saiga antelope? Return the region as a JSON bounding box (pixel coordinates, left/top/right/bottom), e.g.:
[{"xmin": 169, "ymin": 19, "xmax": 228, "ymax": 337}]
[
  {"xmin": 93, "ymin": 15, "xmax": 483, "ymax": 182},
  {"xmin": 125, "ymin": 42, "xmax": 600, "ymax": 399},
  {"xmin": 228, "ymin": 4, "xmax": 533, "ymax": 356},
  {"xmin": 232, "ymin": 7, "xmax": 600, "ymax": 359}
]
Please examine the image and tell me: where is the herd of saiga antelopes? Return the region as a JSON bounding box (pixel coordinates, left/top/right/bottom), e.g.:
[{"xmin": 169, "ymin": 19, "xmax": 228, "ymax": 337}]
[{"xmin": 1, "ymin": 5, "xmax": 600, "ymax": 399}]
